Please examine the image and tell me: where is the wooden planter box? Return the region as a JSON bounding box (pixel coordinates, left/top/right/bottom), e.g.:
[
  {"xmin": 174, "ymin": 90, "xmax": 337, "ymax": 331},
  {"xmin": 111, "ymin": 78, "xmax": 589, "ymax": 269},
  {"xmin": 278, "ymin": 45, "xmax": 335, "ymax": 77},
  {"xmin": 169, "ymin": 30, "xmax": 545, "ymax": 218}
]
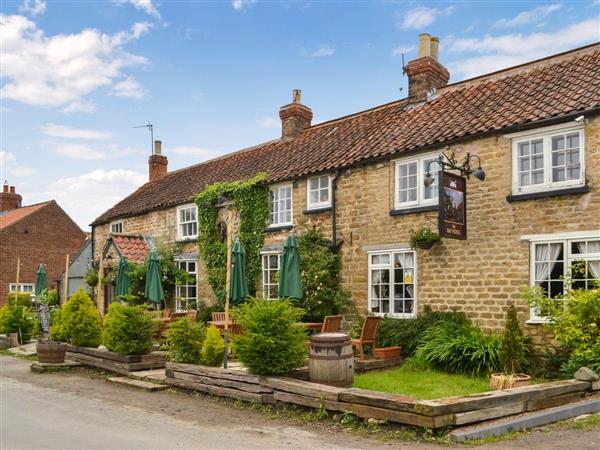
[
  {"xmin": 374, "ymin": 346, "xmax": 402, "ymax": 360},
  {"xmin": 65, "ymin": 344, "xmax": 166, "ymax": 375}
]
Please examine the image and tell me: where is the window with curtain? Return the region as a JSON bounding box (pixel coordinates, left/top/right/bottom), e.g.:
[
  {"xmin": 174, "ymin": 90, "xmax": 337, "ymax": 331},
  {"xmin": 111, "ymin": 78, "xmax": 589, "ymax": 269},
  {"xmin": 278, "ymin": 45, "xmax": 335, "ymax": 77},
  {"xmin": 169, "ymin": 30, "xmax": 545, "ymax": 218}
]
[
  {"xmin": 530, "ymin": 237, "xmax": 600, "ymax": 320},
  {"xmin": 368, "ymin": 250, "xmax": 416, "ymax": 317}
]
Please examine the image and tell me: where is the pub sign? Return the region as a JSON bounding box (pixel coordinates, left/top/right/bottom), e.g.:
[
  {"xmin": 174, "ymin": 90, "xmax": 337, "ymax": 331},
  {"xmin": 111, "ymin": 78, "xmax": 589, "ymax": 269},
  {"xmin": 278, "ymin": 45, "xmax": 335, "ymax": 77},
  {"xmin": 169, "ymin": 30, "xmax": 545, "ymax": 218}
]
[{"xmin": 439, "ymin": 171, "xmax": 467, "ymax": 240}]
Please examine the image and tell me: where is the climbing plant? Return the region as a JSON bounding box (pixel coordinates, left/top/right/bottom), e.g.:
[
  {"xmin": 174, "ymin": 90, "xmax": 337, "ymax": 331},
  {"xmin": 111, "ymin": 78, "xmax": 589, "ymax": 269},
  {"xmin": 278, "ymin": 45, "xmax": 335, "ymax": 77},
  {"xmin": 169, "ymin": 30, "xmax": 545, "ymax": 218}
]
[{"xmin": 194, "ymin": 173, "xmax": 269, "ymax": 303}]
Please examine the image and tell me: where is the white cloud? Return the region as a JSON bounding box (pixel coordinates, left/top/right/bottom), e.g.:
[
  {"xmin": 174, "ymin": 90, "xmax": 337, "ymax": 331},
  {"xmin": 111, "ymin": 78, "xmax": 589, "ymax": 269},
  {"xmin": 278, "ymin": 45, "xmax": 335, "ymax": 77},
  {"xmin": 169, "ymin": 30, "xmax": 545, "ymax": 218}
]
[
  {"xmin": 113, "ymin": 75, "xmax": 146, "ymax": 99},
  {"xmin": 41, "ymin": 169, "xmax": 146, "ymax": 228},
  {"xmin": 168, "ymin": 146, "xmax": 224, "ymax": 161},
  {"xmin": 0, "ymin": 150, "xmax": 37, "ymax": 177},
  {"xmin": 0, "ymin": 14, "xmax": 150, "ymax": 108},
  {"xmin": 399, "ymin": 6, "xmax": 455, "ymax": 29},
  {"xmin": 448, "ymin": 19, "xmax": 600, "ymax": 79},
  {"xmin": 311, "ymin": 46, "xmax": 335, "ymax": 58},
  {"xmin": 53, "ymin": 144, "xmax": 107, "ymax": 160},
  {"xmin": 258, "ymin": 116, "xmax": 279, "ymax": 128},
  {"xmin": 113, "ymin": 0, "xmax": 161, "ymax": 19},
  {"xmin": 391, "ymin": 45, "xmax": 415, "ymax": 57},
  {"xmin": 494, "ymin": 4, "xmax": 562, "ymax": 28},
  {"xmin": 18, "ymin": 0, "xmax": 46, "ymax": 17},
  {"xmin": 62, "ymin": 101, "xmax": 97, "ymax": 114},
  {"xmin": 232, "ymin": 0, "xmax": 256, "ymax": 11},
  {"xmin": 42, "ymin": 123, "xmax": 112, "ymax": 140}
]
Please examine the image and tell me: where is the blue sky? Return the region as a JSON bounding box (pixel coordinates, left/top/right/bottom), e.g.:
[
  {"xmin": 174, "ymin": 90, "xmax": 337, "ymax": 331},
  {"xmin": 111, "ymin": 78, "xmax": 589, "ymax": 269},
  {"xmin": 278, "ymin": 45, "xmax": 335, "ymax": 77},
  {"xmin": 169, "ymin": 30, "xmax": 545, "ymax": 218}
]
[{"xmin": 1, "ymin": 0, "xmax": 599, "ymax": 230}]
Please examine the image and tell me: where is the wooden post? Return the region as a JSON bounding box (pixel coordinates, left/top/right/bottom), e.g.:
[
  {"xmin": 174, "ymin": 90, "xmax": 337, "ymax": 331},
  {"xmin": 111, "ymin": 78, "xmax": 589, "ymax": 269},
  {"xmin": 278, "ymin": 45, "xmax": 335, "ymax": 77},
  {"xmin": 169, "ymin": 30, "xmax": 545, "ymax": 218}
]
[
  {"xmin": 63, "ymin": 253, "xmax": 70, "ymax": 304},
  {"xmin": 14, "ymin": 258, "xmax": 20, "ymax": 304},
  {"xmin": 97, "ymin": 253, "xmax": 104, "ymax": 315},
  {"xmin": 223, "ymin": 207, "xmax": 234, "ymax": 369}
]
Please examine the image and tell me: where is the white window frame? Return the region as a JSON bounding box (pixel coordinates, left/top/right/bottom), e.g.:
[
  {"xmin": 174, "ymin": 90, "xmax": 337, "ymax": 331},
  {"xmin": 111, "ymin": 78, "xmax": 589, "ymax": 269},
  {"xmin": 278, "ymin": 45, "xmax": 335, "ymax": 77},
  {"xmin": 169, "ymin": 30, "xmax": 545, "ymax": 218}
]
[
  {"xmin": 177, "ymin": 204, "xmax": 198, "ymax": 241},
  {"xmin": 175, "ymin": 260, "xmax": 197, "ymax": 312},
  {"xmin": 110, "ymin": 221, "xmax": 123, "ymax": 234},
  {"xmin": 367, "ymin": 248, "xmax": 417, "ymax": 318},
  {"xmin": 268, "ymin": 183, "xmax": 293, "ymax": 227},
  {"xmin": 509, "ymin": 123, "xmax": 585, "ymax": 196},
  {"xmin": 261, "ymin": 251, "xmax": 281, "ymax": 299},
  {"xmin": 306, "ymin": 174, "xmax": 332, "ymax": 210},
  {"xmin": 394, "ymin": 152, "xmax": 441, "ymax": 210},
  {"xmin": 9, "ymin": 283, "xmax": 35, "ymax": 293},
  {"xmin": 526, "ymin": 231, "xmax": 600, "ymax": 323}
]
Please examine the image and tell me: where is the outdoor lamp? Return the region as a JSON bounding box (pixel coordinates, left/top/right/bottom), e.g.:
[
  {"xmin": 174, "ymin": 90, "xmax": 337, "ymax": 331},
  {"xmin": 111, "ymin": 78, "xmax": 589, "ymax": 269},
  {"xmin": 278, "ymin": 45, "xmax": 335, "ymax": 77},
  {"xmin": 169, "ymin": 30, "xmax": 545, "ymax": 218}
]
[
  {"xmin": 424, "ymin": 173, "xmax": 435, "ymax": 187},
  {"xmin": 473, "ymin": 166, "xmax": 486, "ymax": 182},
  {"xmin": 217, "ymin": 195, "xmax": 229, "ymax": 206},
  {"xmin": 200, "ymin": 201, "xmax": 210, "ymax": 210}
]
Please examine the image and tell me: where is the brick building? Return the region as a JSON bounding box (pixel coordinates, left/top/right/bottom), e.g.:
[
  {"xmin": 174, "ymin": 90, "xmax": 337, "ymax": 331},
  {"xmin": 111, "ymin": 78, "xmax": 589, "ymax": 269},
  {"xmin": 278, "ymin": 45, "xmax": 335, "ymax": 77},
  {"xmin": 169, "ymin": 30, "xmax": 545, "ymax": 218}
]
[
  {"xmin": 91, "ymin": 36, "xmax": 600, "ymax": 336},
  {"xmin": 0, "ymin": 184, "xmax": 87, "ymax": 304}
]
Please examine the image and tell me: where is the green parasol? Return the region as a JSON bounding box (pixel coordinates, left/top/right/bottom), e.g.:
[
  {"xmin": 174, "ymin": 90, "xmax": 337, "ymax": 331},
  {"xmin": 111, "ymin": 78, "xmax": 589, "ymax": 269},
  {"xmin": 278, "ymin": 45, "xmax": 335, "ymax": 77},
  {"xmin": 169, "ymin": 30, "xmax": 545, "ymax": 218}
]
[
  {"xmin": 35, "ymin": 264, "xmax": 47, "ymax": 296},
  {"xmin": 145, "ymin": 250, "xmax": 165, "ymax": 305},
  {"xmin": 115, "ymin": 255, "xmax": 131, "ymax": 297},
  {"xmin": 278, "ymin": 234, "xmax": 303, "ymax": 299},
  {"xmin": 230, "ymin": 240, "xmax": 249, "ymax": 305}
]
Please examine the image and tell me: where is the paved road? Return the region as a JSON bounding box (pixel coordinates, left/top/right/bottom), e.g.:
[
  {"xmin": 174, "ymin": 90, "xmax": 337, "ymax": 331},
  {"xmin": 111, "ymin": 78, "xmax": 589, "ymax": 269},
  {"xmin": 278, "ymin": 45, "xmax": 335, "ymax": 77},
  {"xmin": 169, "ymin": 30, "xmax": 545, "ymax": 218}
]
[{"xmin": 1, "ymin": 355, "xmax": 599, "ymax": 450}]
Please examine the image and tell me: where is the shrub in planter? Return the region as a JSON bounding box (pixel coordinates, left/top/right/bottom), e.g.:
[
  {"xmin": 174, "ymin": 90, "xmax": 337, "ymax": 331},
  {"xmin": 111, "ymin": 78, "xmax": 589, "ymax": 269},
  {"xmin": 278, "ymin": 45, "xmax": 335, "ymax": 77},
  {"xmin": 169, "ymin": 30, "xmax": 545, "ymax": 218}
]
[
  {"xmin": 39, "ymin": 289, "xmax": 59, "ymax": 308},
  {"xmin": 409, "ymin": 226, "xmax": 441, "ymax": 250},
  {"xmin": 49, "ymin": 308, "xmax": 67, "ymax": 342},
  {"xmin": 102, "ymin": 303, "xmax": 153, "ymax": 355},
  {"xmin": 202, "ymin": 325, "xmax": 224, "ymax": 367},
  {"xmin": 376, "ymin": 306, "xmax": 469, "ymax": 356},
  {"xmin": 414, "ymin": 320, "xmax": 502, "ymax": 376},
  {"xmin": 166, "ymin": 317, "xmax": 205, "ymax": 364},
  {"xmin": 0, "ymin": 304, "xmax": 38, "ymax": 343},
  {"xmin": 233, "ymin": 298, "xmax": 307, "ymax": 375},
  {"xmin": 61, "ymin": 289, "xmax": 102, "ymax": 347}
]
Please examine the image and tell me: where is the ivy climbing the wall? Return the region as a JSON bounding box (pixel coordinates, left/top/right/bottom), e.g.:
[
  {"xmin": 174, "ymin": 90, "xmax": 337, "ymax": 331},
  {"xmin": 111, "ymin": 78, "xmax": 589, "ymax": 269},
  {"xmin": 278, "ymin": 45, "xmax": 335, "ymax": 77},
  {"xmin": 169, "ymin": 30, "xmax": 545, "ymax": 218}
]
[{"xmin": 194, "ymin": 173, "xmax": 269, "ymax": 303}]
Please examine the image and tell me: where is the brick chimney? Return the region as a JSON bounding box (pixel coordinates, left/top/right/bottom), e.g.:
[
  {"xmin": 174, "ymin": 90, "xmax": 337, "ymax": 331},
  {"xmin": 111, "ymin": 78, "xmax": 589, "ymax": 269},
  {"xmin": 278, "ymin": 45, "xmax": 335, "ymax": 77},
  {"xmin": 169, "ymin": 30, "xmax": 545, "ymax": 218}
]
[
  {"xmin": 279, "ymin": 90, "xmax": 313, "ymax": 141},
  {"xmin": 148, "ymin": 140, "xmax": 168, "ymax": 182},
  {"xmin": 404, "ymin": 33, "xmax": 450, "ymax": 102},
  {"xmin": 0, "ymin": 181, "xmax": 22, "ymax": 212}
]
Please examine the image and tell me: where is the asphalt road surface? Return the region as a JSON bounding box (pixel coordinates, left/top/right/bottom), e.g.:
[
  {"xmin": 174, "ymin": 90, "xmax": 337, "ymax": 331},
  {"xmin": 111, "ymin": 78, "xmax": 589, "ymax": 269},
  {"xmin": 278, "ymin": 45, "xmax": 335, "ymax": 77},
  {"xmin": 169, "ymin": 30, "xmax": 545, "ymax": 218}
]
[{"xmin": 1, "ymin": 355, "xmax": 599, "ymax": 450}]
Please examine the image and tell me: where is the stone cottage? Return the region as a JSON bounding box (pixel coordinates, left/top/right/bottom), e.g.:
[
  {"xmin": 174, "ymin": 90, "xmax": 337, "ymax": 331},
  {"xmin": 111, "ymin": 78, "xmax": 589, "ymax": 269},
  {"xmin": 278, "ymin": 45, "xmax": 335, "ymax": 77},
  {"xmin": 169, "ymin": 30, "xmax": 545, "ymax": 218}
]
[{"xmin": 91, "ymin": 36, "xmax": 600, "ymax": 336}]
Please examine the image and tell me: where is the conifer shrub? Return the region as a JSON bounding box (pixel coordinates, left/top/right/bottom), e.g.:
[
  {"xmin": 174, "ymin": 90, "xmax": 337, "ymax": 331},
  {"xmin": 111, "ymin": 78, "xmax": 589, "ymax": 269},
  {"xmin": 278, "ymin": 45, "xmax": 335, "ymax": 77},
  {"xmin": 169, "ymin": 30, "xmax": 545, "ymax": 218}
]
[
  {"xmin": 0, "ymin": 304, "xmax": 38, "ymax": 343},
  {"xmin": 61, "ymin": 289, "xmax": 102, "ymax": 347},
  {"xmin": 233, "ymin": 298, "xmax": 306, "ymax": 375},
  {"xmin": 49, "ymin": 308, "xmax": 67, "ymax": 342},
  {"xmin": 202, "ymin": 325, "xmax": 224, "ymax": 367},
  {"xmin": 166, "ymin": 317, "xmax": 205, "ymax": 364},
  {"xmin": 500, "ymin": 304, "xmax": 527, "ymax": 374},
  {"xmin": 102, "ymin": 303, "xmax": 153, "ymax": 355}
]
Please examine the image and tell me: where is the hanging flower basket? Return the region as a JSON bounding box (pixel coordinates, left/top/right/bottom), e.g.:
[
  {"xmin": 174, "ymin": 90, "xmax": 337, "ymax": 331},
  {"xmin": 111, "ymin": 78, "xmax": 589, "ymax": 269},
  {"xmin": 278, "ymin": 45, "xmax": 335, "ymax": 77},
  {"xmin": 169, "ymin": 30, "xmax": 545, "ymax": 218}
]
[{"xmin": 409, "ymin": 226, "xmax": 441, "ymax": 250}]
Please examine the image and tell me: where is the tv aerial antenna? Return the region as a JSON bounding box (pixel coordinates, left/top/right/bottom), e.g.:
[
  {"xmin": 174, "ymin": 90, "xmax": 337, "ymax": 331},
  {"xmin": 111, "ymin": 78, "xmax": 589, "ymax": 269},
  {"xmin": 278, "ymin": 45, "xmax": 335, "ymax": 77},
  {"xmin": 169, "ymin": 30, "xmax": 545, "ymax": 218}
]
[{"xmin": 133, "ymin": 122, "xmax": 154, "ymax": 154}]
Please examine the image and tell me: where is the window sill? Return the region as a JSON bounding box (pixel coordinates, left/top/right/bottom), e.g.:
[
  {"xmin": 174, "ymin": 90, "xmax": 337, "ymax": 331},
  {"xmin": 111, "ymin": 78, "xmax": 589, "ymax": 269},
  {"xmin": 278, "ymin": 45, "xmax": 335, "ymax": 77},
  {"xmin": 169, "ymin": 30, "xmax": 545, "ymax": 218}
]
[
  {"xmin": 265, "ymin": 225, "xmax": 293, "ymax": 233},
  {"xmin": 369, "ymin": 312, "xmax": 417, "ymax": 319},
  {"xmin": 526, "ymin": 319, "xmax": 549, "ymax": 325},
  {"xmin": 176, "ymin": 237, "xmax": 197, "ymax": 243},
  {"xmin": 303, "ymin": 206, "xmax": 332, "ymax": 214},
  {"xmin": 507, "ymin": 185, "xmax": 590, "ymax": 202},
  {"xmin": 389, "ymin": 204, "xmax": 438, "ymax": 216}
]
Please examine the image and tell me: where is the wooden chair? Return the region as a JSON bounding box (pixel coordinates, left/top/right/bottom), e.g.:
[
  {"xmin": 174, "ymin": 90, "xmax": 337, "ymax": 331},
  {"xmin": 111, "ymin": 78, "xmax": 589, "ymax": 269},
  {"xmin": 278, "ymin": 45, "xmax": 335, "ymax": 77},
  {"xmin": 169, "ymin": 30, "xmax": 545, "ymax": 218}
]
[
  {"xmin": 212, "ymin": 311, "xmax": 226, "ymax": 322},
  {"xmin": 321, "ymin": 315, "xmax": 342, "ymax": 333},
  {"xmin": 351, "ymin": 316, "xmax": 381, "ymax": 360}
]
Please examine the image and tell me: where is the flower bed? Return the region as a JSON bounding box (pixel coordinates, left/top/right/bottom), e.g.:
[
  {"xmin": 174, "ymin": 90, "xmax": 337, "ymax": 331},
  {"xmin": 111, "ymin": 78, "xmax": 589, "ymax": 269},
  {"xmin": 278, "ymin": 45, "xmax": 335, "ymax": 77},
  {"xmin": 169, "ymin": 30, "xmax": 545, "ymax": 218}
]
[
  {"xmin": 65, "ymin": 345, "xmax": 166, "ymax": 375},
  {"xmin": 164, "ymin": 361, "xmax": 596, "ymax": 429}
]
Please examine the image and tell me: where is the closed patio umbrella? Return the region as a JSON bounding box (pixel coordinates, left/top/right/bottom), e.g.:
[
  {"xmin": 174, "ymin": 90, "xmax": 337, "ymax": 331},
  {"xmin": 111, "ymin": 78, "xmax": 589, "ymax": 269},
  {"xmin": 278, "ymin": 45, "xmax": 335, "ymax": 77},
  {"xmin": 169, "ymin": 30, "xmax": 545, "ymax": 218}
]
[
  {"xmin": 115, "ymin": 255, "xmax": 131, "ymax": 297},
  {"xmin": 230, "ymin": 240, "xmax": 249, "ymax": 305},
  {"xmin": 145, "ymin": 250, "xmax": 165, "ymax": 307},
  {"xmin": 35, "ymin": 264, "xmax": 47, "ymax": 296},
  {"xmin": 278, "ymin": 234, "xmax": 303, "ymax": 299}
]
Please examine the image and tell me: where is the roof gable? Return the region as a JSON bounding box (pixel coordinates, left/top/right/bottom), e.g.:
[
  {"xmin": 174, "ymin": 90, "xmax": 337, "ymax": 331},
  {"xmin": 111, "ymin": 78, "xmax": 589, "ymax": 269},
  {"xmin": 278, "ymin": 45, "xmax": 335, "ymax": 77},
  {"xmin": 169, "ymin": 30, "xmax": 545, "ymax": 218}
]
[{"xmin": 0, "ymin": 202, "xmax": 53, "ymax": 231}]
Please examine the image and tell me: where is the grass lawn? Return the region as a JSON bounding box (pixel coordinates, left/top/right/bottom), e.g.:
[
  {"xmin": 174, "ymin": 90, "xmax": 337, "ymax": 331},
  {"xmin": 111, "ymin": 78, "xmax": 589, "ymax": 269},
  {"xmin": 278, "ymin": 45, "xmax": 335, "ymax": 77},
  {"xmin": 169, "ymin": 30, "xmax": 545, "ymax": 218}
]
[{"xmin": 353, "ymin": 365, "xmax": 490, "ymax": 400}]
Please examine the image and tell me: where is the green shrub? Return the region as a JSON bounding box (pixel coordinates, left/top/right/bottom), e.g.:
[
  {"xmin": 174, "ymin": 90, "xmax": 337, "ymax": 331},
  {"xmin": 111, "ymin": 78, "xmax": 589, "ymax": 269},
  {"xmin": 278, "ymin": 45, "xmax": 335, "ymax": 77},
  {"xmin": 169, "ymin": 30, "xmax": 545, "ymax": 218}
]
[
  {"xmin": 202, "ymin": 325, "xmax": 224, "ymax": 366},
  {"xmin": 7, "ymin": 292, "xmax": 33, "ymax": 308},
  {"xmin": 102, "ymin": 303, "xmax": 153, "ymax": 355},
  {"xmin": 166, "ymin": 317, "xmax": 205, "ymax": 364},
  {"xmin": 500, "ymin": 305, "xmax": 526, "ymax": 374},
  {"xmin": 197, "ymin": 302, "xmax": 222, "ymax": 325},
  {"xmin": 0, "ymin": 304, "xmax": 38, "ymax": 343},
  {"xmin": 376, "ymin": 307, "xmax": 469, "ymax": 356},
  {"xmin": 39, "ymin": 289, "xmax": 59, "ymax": 307},
  {"xmin": 414, "ymin": 320, "xmax": 502, "ymax": 376},
  {"xmin": 61, "ymin": 289, "xmax": 102, "ymax": 347},
  {"xmin": 524, "ymin": 283, "xmax": 600, "ymax": 377},
  {"xmin": 49, "ymin": 308, "xmax": 67, "ymax": 342},
  {"xmin": 233, "ymin": 298, "xmax": 307, "ymax": 375}
]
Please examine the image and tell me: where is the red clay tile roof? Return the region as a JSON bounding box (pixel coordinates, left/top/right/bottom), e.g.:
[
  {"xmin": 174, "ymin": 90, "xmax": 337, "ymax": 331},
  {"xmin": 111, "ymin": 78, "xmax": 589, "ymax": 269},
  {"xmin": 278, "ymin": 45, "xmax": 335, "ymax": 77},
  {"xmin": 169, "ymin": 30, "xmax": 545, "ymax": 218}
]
[
  {"xmin": 0, "ymin": 202, "xmax": 52, "ymax": 231},
  {"xmin": 93, "ymin": 44, "xmax": 600, "ymax": 226},
  {"xmin": 108, "ymin": 234, "xmax": 152, "ymax": 263}
]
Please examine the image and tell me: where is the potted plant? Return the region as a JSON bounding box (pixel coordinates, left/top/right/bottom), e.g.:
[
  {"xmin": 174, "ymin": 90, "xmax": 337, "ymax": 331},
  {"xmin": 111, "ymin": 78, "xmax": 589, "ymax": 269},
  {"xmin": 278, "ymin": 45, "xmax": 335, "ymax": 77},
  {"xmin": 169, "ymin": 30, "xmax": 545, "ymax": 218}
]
[
  {"xmin": 409, "ymin": 226, "xmax": 441, "ymax": 250},
  {"xmin": 490, "ymin": 304, "xmax": 531, "ymax": 390},
  {"xmin": 37, "ymin": 339, "xmax": 67, "ymax": 364}
]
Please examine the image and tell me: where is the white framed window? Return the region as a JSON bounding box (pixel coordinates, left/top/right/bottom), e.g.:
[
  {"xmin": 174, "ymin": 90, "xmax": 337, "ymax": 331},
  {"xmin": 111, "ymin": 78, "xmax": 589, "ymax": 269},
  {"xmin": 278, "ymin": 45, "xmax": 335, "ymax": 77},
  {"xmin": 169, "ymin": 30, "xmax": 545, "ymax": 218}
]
[
  {"xmin": 510, "ymin": 123, "xmax": 585, "ymax": 195},
  {"xmin": 110, "ymin": 221, "xmax": 123, "ymax": 234},
  {"xmin": 394, "ymin": 153, "xmax": 441, "ymax": 209},
  {"xmin": 529, "ymin": 234, "xmax": 600, "ymax": 321},
  {"xmin": 368, "ymin": 249, "xmax": 416, "ymax": 318},
  {"xmin": 176, "ymin": 260, "xmax": 197, "ymax": 311},
  {"xmin": 269, "ymin": 184, "xmax": 293, "ymax": 226},
  {"xmin": 9, "ymin": 283, "xmax": 35, "ymax": 293},
  {"xmin": 261, "ymin": 252, "xmax": 281, "ymax": 299},
  {"xmin": 307, "ymin": 175, "xmax": 332, "ymax": 210},
  {"xmin": 177, "ymin": 204, "xmax": 198, "ymax": 240}
]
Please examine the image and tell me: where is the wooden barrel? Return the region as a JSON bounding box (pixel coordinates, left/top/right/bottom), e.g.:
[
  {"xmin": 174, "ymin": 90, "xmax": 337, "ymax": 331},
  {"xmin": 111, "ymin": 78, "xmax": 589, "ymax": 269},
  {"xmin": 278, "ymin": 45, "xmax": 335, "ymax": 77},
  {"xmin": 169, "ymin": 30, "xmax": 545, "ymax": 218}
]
[
  {"xmin": 309, "ymin": 332, "xmax": 354, "ymax": 387},
  {"xmin": 36, "ymin": 341, "xmax": 66, "ymax": 364}
]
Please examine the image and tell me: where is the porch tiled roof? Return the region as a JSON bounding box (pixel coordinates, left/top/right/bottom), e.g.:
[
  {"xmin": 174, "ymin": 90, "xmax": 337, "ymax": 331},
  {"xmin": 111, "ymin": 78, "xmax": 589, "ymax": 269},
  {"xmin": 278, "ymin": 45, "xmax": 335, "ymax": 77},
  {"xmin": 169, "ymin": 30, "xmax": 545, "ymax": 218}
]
[
  {"xmin": 109, "ymin": 234, "xmax": 152, "ymax": 263},
  {"xmin": 92, "ymin": 43, "xmax": 600, "ymax": 226}
]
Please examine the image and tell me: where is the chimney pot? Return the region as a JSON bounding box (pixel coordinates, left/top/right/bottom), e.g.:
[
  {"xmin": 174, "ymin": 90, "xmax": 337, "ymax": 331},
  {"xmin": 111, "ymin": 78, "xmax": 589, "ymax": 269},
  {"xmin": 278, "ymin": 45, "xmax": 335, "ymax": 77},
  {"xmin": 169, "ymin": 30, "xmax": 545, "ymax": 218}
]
[
  {"xmin": 293, "ymin": 89, "xmax": 302, "ymax": 103},
  {"xmin": 430, "ymin": 36, "xmax": 440, "ymax": 61},
  {"xmin": 279, "ymin": 90, "xmax": 313, "ymax": 141},
  {"xmin": 154, "ymin": 139, "xmax": 162, "ymax": 155},
  {"xmin": 405, "ymin": 33, "xmax": 449, "ymax": 103},
  {"xmin": 3, "ymin": 182, "xmax": 8, "ymax": 193},
  {"xmin": 148, "ymin": 142, "xmax": 168, "ymax": 182},
  {"xmin": 9, "ymin": 186, "xmax": 15, "ymax": 194},
  {"xmin": 418, "ymin": 33, "xmax": 432, "ymax": 58},
  {"xmin": 0, "ymin": 183, "xmax": 22, "ymax": 211}
]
